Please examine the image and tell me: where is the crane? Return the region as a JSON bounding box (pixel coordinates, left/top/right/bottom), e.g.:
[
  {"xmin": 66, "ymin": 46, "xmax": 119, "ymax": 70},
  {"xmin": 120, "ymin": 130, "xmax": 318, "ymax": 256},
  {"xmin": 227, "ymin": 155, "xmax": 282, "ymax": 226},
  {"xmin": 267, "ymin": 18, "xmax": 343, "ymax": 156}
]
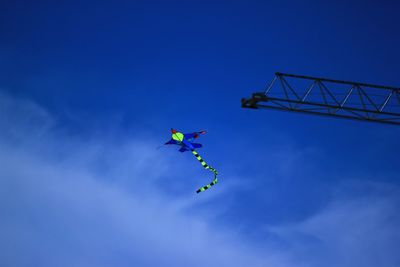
[{"xmin": 242, "ymin": 72, "xmax": 400, "ymax": 126}]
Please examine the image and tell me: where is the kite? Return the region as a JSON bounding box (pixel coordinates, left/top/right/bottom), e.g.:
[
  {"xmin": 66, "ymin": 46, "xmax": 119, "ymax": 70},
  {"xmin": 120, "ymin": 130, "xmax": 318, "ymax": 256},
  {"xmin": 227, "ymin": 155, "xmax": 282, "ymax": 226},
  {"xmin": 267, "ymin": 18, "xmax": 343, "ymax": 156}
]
[{"xmin": 163, "ymin": 128, "xmax": 218, "ymax": 193}]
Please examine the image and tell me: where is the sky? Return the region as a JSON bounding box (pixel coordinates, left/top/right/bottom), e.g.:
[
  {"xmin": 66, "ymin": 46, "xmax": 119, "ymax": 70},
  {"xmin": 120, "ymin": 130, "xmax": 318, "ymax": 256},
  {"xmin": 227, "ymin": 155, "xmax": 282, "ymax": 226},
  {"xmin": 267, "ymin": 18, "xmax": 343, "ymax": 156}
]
[{"xmin": 1, "ymin": 1, "xmax": 400, "ymax": 266}]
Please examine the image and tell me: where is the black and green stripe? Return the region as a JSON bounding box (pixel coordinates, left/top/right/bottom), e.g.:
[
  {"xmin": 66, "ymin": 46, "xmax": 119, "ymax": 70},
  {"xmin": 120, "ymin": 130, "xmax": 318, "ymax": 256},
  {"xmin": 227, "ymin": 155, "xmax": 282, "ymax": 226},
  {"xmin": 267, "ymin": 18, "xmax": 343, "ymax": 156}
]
[{"xmin": 191, "ymin": 149, "xmax": 218, "ymax": 193}]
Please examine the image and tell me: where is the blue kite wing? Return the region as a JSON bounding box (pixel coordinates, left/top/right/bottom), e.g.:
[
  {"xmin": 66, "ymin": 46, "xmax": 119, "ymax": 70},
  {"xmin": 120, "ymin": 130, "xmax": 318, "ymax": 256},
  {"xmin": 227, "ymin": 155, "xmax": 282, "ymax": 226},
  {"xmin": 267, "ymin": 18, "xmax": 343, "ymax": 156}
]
[
  {"xmin": 165, "ymin": 139, "xmax": 178, "ymax": 145},
  {"xmin": 184, "ymin": 131, "xmax": 205, "ymax": 139},
  {"xmin": 179, "ymin": 147, "xmax": 189, "ymax": 152},
  {"xmin": 191, "ymin": 143, "xmax": 202, "ymax": 149},
  {"xmin": 184, "ymin": 133, "xmax": 196, "ymax": 139}
]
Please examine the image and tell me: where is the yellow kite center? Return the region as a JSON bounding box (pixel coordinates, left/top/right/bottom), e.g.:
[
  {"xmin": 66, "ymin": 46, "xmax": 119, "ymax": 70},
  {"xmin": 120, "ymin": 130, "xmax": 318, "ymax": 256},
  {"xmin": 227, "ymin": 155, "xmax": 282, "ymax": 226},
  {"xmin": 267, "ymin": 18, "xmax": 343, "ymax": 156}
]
[{"xmin": 172, "ymin": 132, "xmax": 184, "ymax": 142}]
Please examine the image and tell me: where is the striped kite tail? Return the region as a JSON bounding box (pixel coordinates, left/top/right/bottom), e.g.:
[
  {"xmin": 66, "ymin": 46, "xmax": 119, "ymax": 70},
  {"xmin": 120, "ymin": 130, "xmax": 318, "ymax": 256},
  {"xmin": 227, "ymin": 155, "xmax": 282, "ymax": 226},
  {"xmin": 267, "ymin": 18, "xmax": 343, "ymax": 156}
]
[{"xmin": 191, "ymin": 150, "xmax": 218, "ymax": 193}]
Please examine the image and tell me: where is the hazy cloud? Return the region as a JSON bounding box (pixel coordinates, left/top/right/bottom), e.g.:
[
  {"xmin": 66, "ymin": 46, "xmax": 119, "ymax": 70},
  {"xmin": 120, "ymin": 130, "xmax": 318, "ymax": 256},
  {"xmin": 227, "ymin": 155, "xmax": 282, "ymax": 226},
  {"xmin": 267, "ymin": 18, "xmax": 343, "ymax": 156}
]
[{"xmin": 1, "ymin": 91, "xmax": 399, "ymax": 267}]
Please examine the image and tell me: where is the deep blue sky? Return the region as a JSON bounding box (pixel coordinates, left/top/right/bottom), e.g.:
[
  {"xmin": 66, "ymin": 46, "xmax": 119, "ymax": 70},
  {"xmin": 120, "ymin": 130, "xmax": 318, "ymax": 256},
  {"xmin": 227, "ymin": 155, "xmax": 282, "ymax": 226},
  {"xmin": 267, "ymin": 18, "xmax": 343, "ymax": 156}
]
[{"xmin": 1, "ymin": 1, "xmax": 400, "ymax": 266}]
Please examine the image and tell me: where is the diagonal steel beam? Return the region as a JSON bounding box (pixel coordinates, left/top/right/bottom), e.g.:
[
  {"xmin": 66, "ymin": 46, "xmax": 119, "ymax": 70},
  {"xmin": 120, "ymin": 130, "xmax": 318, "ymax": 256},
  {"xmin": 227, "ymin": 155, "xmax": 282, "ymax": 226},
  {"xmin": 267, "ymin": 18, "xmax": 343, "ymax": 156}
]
[{"xmin": 242, "ymin": 73, "xmax": 400, "ymax": 126}]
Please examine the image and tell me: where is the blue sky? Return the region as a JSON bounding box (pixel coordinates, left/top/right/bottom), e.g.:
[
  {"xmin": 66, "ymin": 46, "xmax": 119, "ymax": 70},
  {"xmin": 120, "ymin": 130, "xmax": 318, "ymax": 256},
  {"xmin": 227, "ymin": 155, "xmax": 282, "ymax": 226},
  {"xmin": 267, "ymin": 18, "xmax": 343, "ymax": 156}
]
[{"xmin": 1, "ymin": 1, "xmax": 400, "ymax": 266}]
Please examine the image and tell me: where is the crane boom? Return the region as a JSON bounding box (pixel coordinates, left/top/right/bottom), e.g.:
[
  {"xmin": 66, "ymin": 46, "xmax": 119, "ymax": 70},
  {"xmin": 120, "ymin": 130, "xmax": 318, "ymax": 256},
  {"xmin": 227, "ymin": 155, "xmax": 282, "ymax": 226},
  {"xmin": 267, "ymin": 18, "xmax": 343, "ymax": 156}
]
[{"xmin": 242, "ymin": 72, "xmax": 400, "ymax": 125}]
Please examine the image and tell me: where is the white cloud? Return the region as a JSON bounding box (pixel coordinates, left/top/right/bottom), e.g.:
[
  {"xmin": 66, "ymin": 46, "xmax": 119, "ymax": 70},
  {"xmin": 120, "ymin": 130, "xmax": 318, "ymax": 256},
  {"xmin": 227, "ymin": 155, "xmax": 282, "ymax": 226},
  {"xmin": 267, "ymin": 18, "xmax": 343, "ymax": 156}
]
[
  {"xmin": 0, "ymin": 92, "xmax": 270, "ymax": 267},
  {"xmin": 266, "ymin": 182, "xmax": 400, "ymax": 267},
  {"xmin": 0, "ymin": 91, "xmax": 399, "ymax": 267}
]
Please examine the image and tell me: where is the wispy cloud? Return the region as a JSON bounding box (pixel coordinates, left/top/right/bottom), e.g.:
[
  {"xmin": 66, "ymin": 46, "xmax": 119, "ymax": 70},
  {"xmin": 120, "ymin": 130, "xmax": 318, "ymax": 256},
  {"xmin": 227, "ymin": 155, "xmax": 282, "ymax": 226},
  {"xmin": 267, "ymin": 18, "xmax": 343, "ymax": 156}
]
[
  {"xmin": 266, "ymin": 181, "xmax": 400, "ymax": 267},
  {"xmin": 0, "ymin": 91, "xmax": 269, "ymax": 267},
  {"xmin": 1, "ymin": 91, "xmax": 399, "ymax": 267}
]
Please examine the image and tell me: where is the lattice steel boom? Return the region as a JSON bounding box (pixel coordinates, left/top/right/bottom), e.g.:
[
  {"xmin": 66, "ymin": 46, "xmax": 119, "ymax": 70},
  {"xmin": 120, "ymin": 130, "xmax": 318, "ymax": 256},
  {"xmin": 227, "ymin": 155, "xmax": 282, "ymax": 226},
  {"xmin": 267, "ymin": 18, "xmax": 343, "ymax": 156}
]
[{"xmin": 242, "ymin": 72, "xmax": 400, "ymax": 125}]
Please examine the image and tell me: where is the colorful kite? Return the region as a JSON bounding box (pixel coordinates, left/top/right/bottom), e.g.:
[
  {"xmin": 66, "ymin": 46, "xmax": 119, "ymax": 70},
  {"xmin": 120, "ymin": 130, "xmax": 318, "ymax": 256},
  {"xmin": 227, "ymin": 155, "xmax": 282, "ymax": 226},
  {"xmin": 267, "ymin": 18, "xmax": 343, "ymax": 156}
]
[{"xmin": 164, "ymin": 129, "xmax": 218, "ymax": 193}]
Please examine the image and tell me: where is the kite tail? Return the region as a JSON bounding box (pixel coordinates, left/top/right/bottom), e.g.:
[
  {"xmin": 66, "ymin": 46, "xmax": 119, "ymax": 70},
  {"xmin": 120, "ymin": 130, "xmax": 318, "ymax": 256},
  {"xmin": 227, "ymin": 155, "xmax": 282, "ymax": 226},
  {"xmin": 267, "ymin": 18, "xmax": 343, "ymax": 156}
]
[{"xmin": 191, "ymin": 150, "xmax": 218, "ymax": 193}]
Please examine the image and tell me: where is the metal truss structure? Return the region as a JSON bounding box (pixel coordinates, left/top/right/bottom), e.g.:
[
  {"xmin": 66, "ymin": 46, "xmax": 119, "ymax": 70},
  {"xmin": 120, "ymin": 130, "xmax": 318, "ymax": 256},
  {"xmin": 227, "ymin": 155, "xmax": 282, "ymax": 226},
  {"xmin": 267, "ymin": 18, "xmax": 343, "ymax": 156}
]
[{"xmin": 242, "ymin": 72, "xmax": 400, "ymax": 125}]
